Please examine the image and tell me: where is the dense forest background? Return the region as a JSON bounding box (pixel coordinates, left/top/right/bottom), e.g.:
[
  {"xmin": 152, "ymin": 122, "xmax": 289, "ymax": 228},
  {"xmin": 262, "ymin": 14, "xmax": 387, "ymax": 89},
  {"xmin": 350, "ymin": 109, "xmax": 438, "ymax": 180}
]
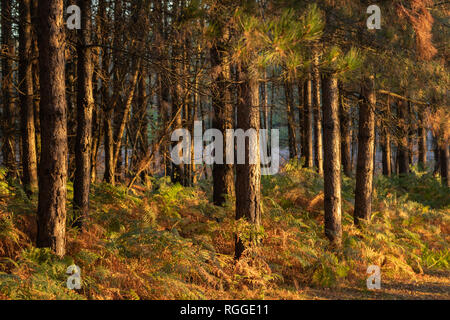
[{"xmin": 0, "ymin": 0, "xmax": 448, "ymax": 300}]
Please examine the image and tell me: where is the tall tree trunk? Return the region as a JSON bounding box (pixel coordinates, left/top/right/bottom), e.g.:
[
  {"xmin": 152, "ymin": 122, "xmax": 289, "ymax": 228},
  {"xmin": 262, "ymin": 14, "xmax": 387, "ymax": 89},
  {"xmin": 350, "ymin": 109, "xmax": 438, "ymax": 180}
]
[
  {"xmin": 112, "ymin": 64, "xmax": 140, "ymax": 170},
  {"xmin": 351, "ymin": 115, "xmax": 357, "ymax": 171},
  {"xmin": 312, "ymin": 51, "xmax": 323, "ymax": 174},
  {"xmin": 297, "ymin": 81, "xmax": 304, "ymax": 158},
  {"xmin": 433, "ymin": 133, "xmax": 440, "ymax": 174},
  {"xmin": 285, "ymin": 80, "xmax": 298, "ymax": 159},
  {"xmin": 339, "ymin": 87, "xmax": 352, "ymax": 177},
  {"xmin": 354, "ymin": 76, "xmax": 376, "ymax": 225},
  {"xmin": 66, "ymin": 58, "xmax": 77, "ymax": 181},
  {"xmin": 322, "ymin": 73, "xmax": 342, "ymax": 247},
  {"xmin": 99, "ymin": 0, "xmax": 114, "ymax": 185},
  {"xmin": 439, "ymin": 141, "xmax": 449, "ymax": 187},
  {"xmin": 74, "ymin": 0, "xmax": 94, "ymax": 229},
  {"xmin": 90, "ymin": 72, "xmax": 102, "ymax": 184},
  {"xmin": 381, "ymin": 97, "xmax": 392, "ymax": 176},
  {"xmin": 132, "ymin": 70, "xmax": 150, "ymax": 181},
  {"xmin": 31, "ymin": 0, "xmax": 41, "ymax": 167},
  {"xmin": 303, "ymin": 75, "xmax": 314, "ymax": 168},
  {"xmin": 235, "ymin": 65, "xmax": 261, "ymax": 260},
  {"xmin": 19, "ymin": 0, "xmax": 38, "ymax": 193},
  {"xmin": 418, "ymin": 109, "xmax": 427, "ymax": 169},
  {"xmin": 170, "ymin": 68, "xmax": 185, "ymax": 185},
  {"xmin": 104, "ymin": 113, "xmax": 115, "ymax": 184},
  {"xmin": 398, "ymin": 100, "xmax": 410, "ymax": 175},
  {"xmin": 211, "ymin": 40, "xmax": 234, "ymax": 206},
  {"xmin": 1, "ymin": 0, "xmax": 16, "ymax": 177},
  {"xmin": 408, "ymin": 102, "xmax": 415, "ymax": 166},
  {"xmin": 262, "ymin": 69, "xmax": 269, "ymax": 152},
  {"xmin": 36, "ymin": 0, "xmax": 68, "ymax": 257}
]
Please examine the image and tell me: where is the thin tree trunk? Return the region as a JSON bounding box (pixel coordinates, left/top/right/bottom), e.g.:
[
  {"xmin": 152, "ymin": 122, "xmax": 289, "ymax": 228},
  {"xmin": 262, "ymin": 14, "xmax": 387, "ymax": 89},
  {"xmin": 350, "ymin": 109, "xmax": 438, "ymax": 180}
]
[
  {"xmin": 284, "ymin": 80, "xmax": 298, "ymax": 159},
  {"xmin": 1, "ymin": 0, "xmax": 16, "ymax": 177},
  {"xmin": 354, "ymin": 76, "xmax": 376, "ymax": 225},
  {"xmin": 31, "ymin": 0, "xmax": 41, "ymax": 167},
  {"xmin": 73, "ymin": 0, "xmax": 94, "ymax": 229},
  {"xmin": 339, "ymin": 87, "xmax": 352, "ymax": 177},
  {"xmin": 440, "ymin": 142, "xmax": 449, "ymax": 187},
  {"xmin": 303, "ymin": 75, "xmax": 314, "ymax": 168},
  {"xmin": 381, "ymin": 97, "xmax": 392, "ymax": 176},
  {"xmin": 351, "ymin": 115, "xmax": 357, "ymax": 171},
  {"xmin": 312, "ymin": 50, "xmax": 323, "ymax": 174},
  {"xmin": 104, "ymin": 112, "xmax": 115, "ymax": 183},
  {"xmin": 19, "ymin": 0, "xmax": 38, "ymax": 193},
  {"xmin": 322, "ymin": 73, "xmax": 342, "ymax": 247},
  {"xmin": 418, "ymin": 108, "xmax": 427, "ymax": 169},
  {"xmin": 66, "ymin": 59, "xmax": 77, "ymax": 181},
  {"xmin": 408, "ymin": 102, "xmax": 415, "ymax": 166},
  {"xmin": 398, "ymin": 100, "xmax": 410, "ymax": 175},
  {"xmin": 433, "ymin": 134, "xmax": 440, "ymax": 174},
  {"xmin": 132, "ymin": 70, "xmax": 150, "ymax": 181},
  {"xmin": 36, "ymin": 0, "xmax": 68, "ymax": 257},
  {"xmin": 112, "ymin": 64, "xmax": 140, "ymax": 170},
  {"xmin": 297, "ymin": 80, "xmax": 304, "ymax": 158}
]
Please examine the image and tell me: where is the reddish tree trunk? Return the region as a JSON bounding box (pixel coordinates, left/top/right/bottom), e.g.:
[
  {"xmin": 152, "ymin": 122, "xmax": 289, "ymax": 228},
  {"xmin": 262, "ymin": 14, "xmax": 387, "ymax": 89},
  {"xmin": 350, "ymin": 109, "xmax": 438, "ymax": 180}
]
[
  {"xmin": 235, "ymin": 65, "xmax": 261, "ymax": 260},
  {"xmin": 19, "ymin": 0, "xmax": 38, "ymax": 193},
  {"xmin": 1, "ymin": 0, "xmax": 16, "ymax": 177},
  {"xmin": 440, "ymin": 142, "xmax": 449, "ymax": 187},
  {"xmin": 285, "ymin": 81, "xmax": 298, "ymax": 159},
  {"xmin": 211, "ymin": 40, "xmax": 234, "ymax": 206},
  {"xmin": 381, "ymin": 97, "xmax": 392, "ymax": 177},
  {"xmin": 398, "ymin": 101, "xmax": 410, "ymax": 175},
  {"xmin": 74, "ymin": 0, "xmax": 94, "ymax": 228},
  {"xmin": 354, "ymin": 76, "xmax": 376, "ymax": 225},
  {"xmin": 36, "ymin": 0, "xmax": 68, "ymax": 257},
  {"xmin": 339, "ymin": 88, "xmax": 352, "ymax": 177},
  {"xmin": 303, "ymin": 76, "xmax": 314, "ymax": 168},
  {"xmin": 322, "ymin": 73, "xmax": 342, "ymax": 247},
  {"xmin": 312, "ymin": 50, "xmax": 323, "ymax": 174}
]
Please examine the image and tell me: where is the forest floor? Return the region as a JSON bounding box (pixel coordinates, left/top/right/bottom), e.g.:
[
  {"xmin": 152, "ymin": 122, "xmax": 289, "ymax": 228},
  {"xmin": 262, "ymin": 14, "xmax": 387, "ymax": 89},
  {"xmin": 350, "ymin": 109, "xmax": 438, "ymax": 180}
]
[
  {"xmin": 300, "ymin": 270, "xmax": 450, "ymax": 299},
  {"xmin": 0, "ymin": 162, "xmax": 449, "ymax": 300}
]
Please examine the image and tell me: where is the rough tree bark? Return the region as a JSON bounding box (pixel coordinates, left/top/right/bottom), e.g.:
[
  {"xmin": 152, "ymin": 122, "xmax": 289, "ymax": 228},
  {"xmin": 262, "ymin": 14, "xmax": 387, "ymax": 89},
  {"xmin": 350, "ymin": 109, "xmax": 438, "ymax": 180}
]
[
  {"xmin": 285, "ymin": 80, "xmax": 298, "ymax": 159},
  {"xmin": 211, "ymin": 39, "xmax": 234, "ymax": 206},
  {"xmin": 312, "ymin": 50, "xmax": 323, "ymax": 174},
  {"xmin": 432, "ymin": 134, "xmax": 440, "ymax": 174},
  {"xmin": 1, "ymin": 0, "xmax": 16, "ymax": 177},
  {"xmin": 31, "ymin": 0, "xmax": 41, "ymax": 167},
  {"xmin": 397, "ymin": 100, "xmax": 410, "ymax": 175},
  {"xmin": 322, "ymin": 73, "xmax": 342, "ymax": 247},
  {"xmin": 354, "ymin": 76, "xmax": 376, "ymax": 225},
  {"xmin": 303, "ymin": 75, "xmax": 314, "ymax": 168},
  {"xmin": 418, "ymin": 108, "xmax": 427, "ymax": 169},
  {"xmin": 298, "ymin": 81, "xmax": 304, "ymax": 157},
  {"xmin": 235, "ymin": 65, "xmax": 261, "ymax": 260},
  {"xmin": 439, "ymin": 142, "xmax": 449, "ymax": 187},
  {"xmin": 381, "ymin": 97, "xmax": 392, "ymax": 176},
  {"xmin": 74, "ymin": 0, "xmax": 94, "ymax": 228},
  {"xmin": 339, "ymin": 87, "xmax": 352, "ymax": 177},
  {"xmin": 19, "ymin": 0, "xmax": 38, "ymax": 194},
  {"xmin": 36, "ymin": 0, "xmax": 68, "ymax": 257}
]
